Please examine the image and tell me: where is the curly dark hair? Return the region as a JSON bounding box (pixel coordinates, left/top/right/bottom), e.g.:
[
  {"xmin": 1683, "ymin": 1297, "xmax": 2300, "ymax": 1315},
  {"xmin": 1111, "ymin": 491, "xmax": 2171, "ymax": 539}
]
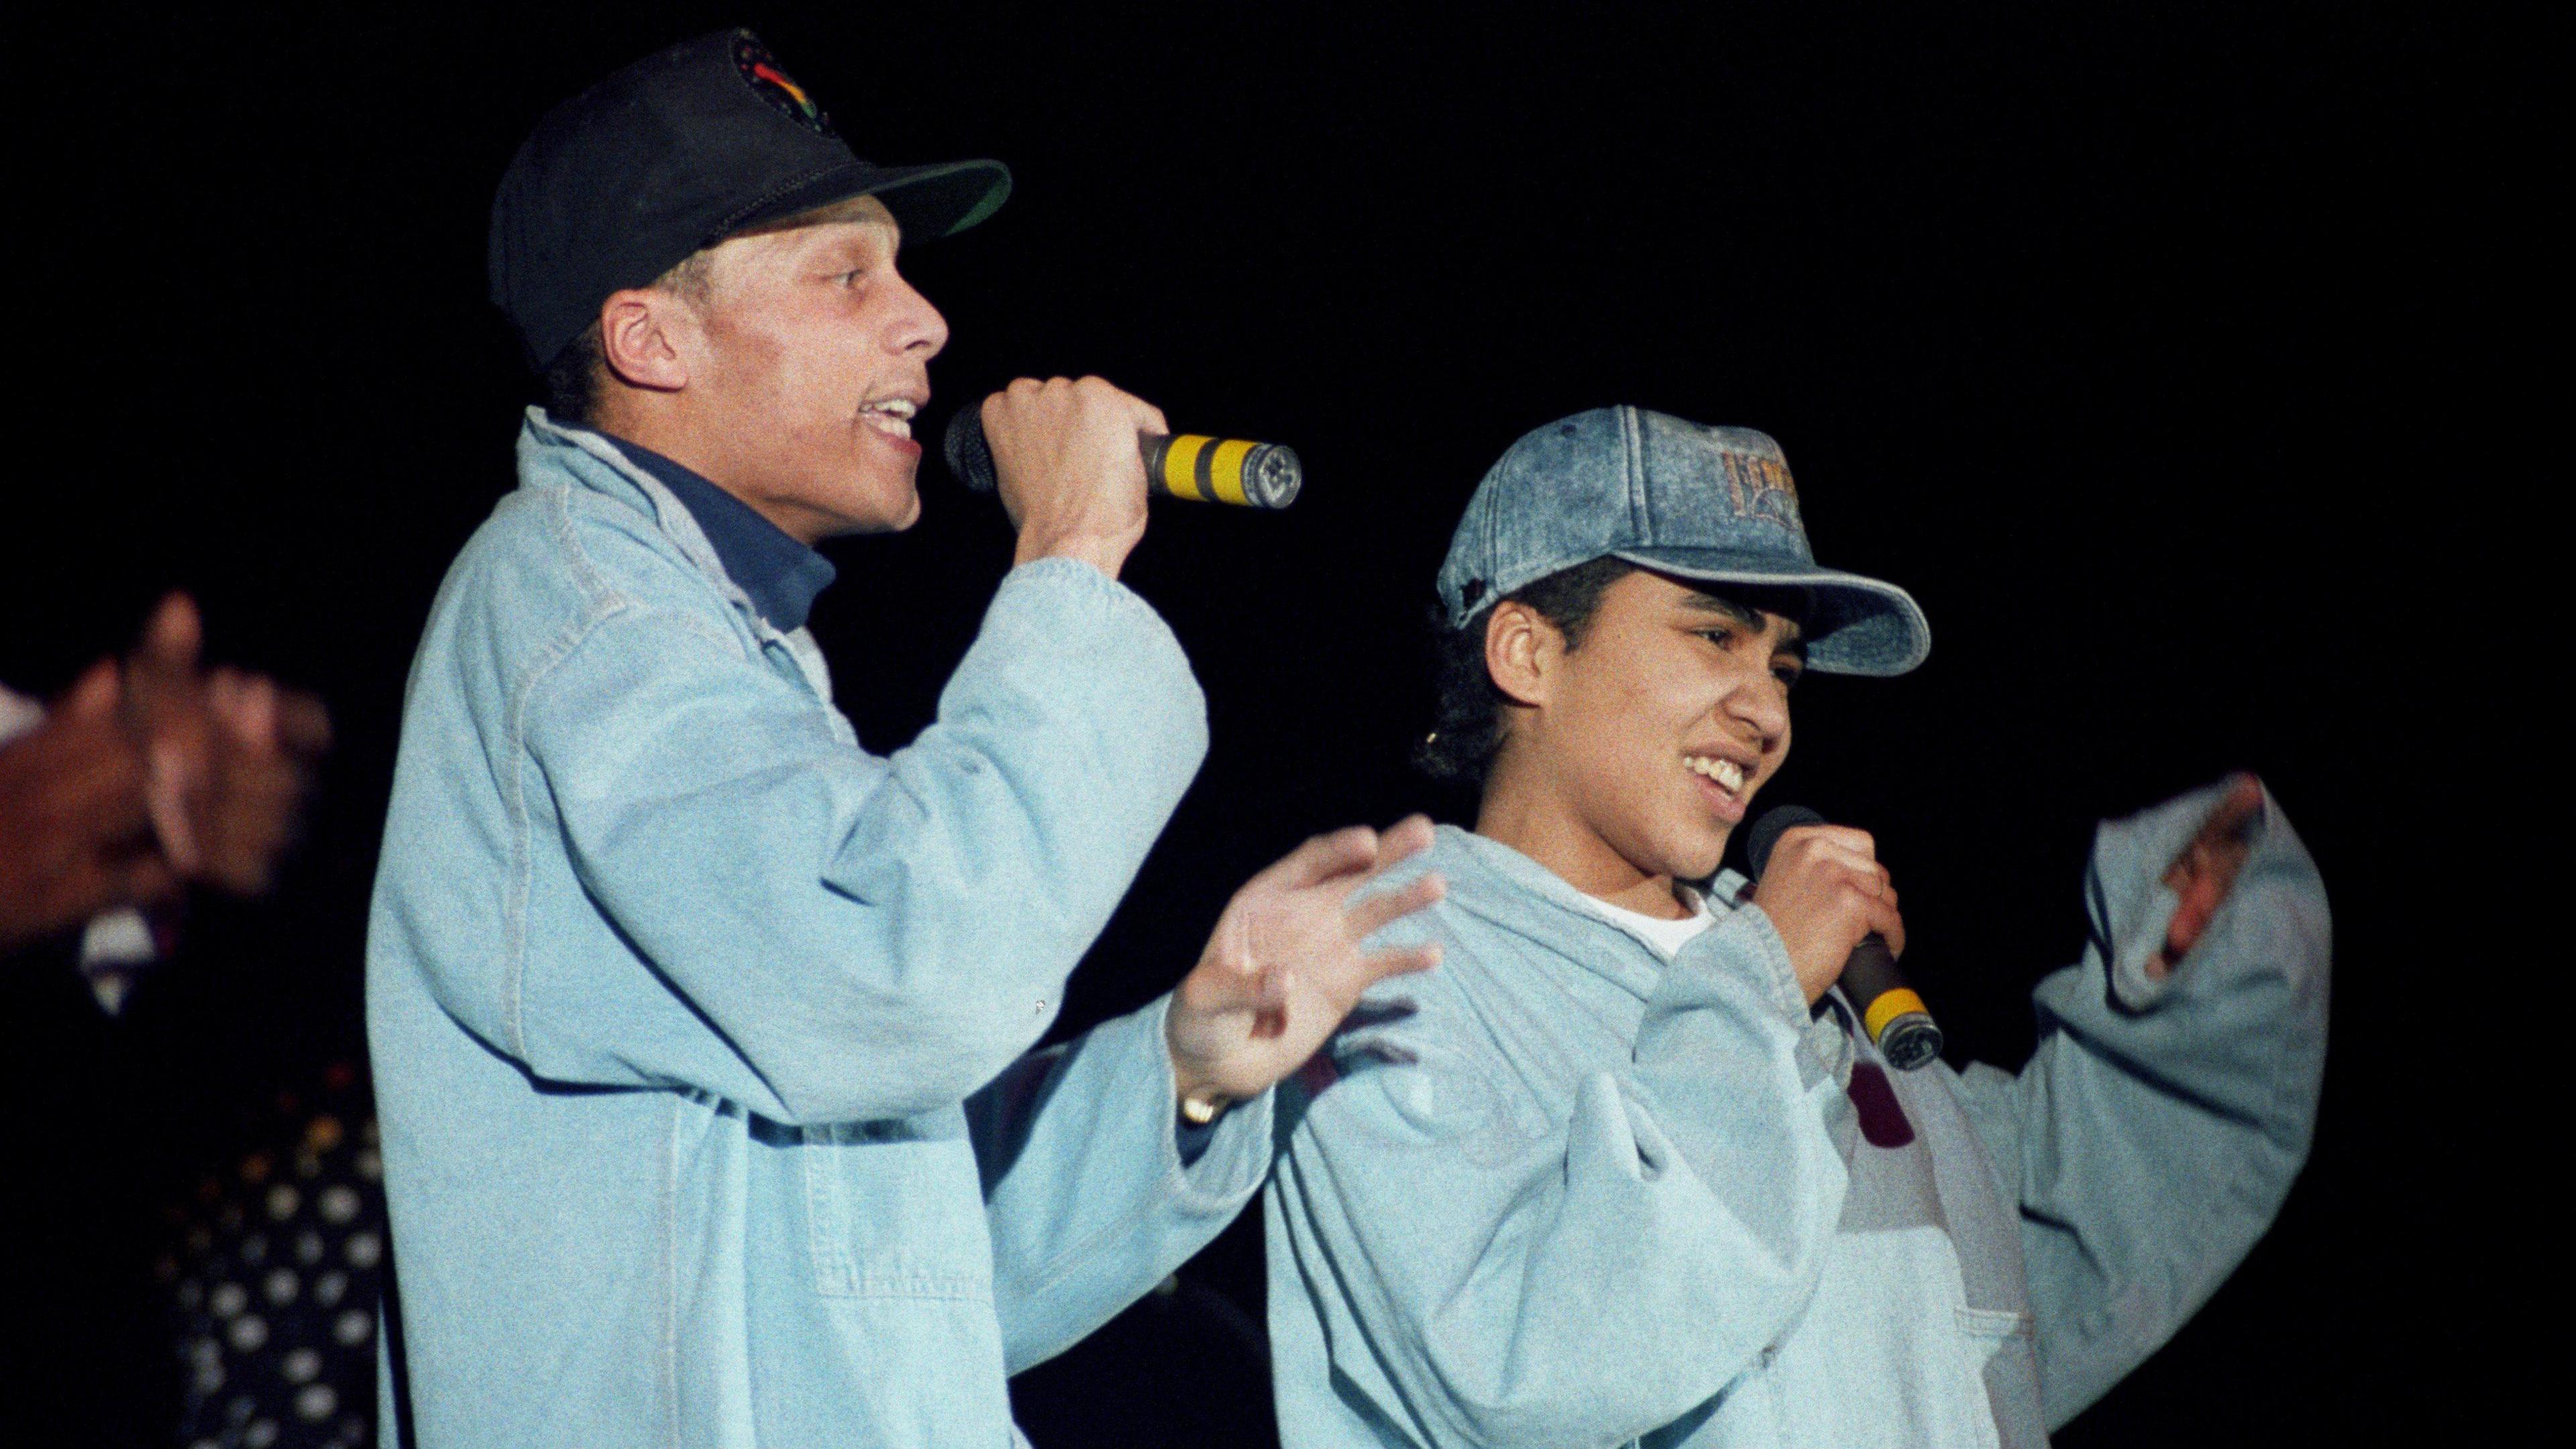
[{"xmin": 1413, "ymin": 556, "xmax": 1637, "ymax": 786}]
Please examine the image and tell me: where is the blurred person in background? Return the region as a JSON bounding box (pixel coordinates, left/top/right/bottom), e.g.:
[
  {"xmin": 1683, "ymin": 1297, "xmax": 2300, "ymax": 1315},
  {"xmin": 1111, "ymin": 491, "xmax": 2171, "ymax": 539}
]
[
  {"xmin": 3, "ymin": 593, "xmax": 329, "ymax": 970},
  {"xmin": 2, "ymin": 590, "xmax": 329, "ymax": 1446}
]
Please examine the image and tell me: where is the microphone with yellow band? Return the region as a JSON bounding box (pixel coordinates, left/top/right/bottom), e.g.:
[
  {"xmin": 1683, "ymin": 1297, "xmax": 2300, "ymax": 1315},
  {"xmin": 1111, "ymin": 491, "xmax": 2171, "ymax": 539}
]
[
  {"xmin": 1746, "ymin": 804, "xmax": 1945, "ymax": 1071},
  {"xmin": 944, "ymin": 409, "xmax": 1303, "ymax": 510}
]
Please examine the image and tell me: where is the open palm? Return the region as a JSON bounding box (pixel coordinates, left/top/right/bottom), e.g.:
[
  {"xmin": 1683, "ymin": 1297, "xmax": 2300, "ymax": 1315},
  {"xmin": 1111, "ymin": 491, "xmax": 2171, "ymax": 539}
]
[{"xmin": 1166, "ymin": 816, "xmax": 1447, "ymax": 1112}]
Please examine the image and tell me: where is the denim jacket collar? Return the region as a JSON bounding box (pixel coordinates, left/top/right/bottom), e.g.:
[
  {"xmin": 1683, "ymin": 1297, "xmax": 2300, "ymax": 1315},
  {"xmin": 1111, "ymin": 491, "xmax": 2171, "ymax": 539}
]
[
  {"xmin": 518, "ymin": 407, "xmax": 849, "ymax": 714},
  {"xmin": 584, "ymin": 427, "xmax": 837, "ymax": 632},
  {"xmin": 1432, "ymin": 824, "xmax": 1752, "ymax": 1002},
  {"xmin": 523, "ymin": 408, "xmax": 737, "ymax": 598}
]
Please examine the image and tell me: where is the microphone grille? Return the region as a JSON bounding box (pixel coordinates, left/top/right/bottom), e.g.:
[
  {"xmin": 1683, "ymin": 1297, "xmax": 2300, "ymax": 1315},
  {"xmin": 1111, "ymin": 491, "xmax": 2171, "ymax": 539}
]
[
  {"xmin": 1746, "ymin": 804, "xmax": 1826, "ymax": 879},
  {"xmin": 944, "ymin": 408, "xmax": 996, "ymax": 493}
]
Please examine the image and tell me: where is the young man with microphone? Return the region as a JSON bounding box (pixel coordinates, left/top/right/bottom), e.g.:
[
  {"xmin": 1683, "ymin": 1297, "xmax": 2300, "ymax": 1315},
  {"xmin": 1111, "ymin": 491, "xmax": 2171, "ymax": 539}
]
[
  {"xmin": 370, "ymin": 30, "xmax": 1442, "ymax": 1446},
  {"xmin": 1262, "ymin": 407, "xmax": 2330, "ymax": 1447}
]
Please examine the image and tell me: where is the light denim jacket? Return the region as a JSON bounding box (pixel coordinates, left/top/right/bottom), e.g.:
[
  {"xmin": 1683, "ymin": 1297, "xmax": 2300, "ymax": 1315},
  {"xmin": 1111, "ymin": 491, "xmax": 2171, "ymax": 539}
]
[
  {"xmin": 1267, "ymin": 782, "xmax": 2328, "ymax": 1448},
  {"xmin": 368, "ymin": 409, "xmax": 1273, "ymax": 1448}
]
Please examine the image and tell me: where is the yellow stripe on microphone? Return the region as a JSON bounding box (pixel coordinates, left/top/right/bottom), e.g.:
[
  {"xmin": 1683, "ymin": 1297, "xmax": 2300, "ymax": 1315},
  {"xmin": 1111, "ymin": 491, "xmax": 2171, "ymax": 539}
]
[
  {"xmin": 1862, "ymin": 988, "xmax": 1929, "ymax": 1044},
  {"xmin": 1159, "ymin": 434, "xmax": 1210, "ymax": 500},
  {"xmin": 1208, "ymin": 438, "xmax": 1256, "ymax": 505}
]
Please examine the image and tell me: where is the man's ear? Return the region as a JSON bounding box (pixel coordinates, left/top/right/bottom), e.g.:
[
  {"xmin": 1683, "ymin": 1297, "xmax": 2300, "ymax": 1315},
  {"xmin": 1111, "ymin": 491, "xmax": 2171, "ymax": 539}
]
[
  {"xmin": 596, "ymin": 288, "xmax": 695, "ymax": 394},
  {"xmin": 1484, "ymin": 601, "xmax": 1561, "ymax": 709}
]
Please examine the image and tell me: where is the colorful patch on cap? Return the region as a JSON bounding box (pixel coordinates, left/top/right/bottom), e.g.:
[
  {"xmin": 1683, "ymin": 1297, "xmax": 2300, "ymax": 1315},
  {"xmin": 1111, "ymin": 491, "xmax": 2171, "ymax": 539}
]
[
  {"xmin": 733, "ymin": 33, "xmax": 836, "ymax": 137},
  {"xmin": 1719, "ymin": 447, "xmax": 1803, "ymax": 531}
]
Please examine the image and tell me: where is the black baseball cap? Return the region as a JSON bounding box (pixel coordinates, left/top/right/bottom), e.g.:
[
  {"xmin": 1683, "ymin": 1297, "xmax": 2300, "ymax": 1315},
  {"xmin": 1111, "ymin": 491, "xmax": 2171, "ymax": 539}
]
[{"xmin": 490, "ymin": 28, "xmax": 1010, "ymax": 370}]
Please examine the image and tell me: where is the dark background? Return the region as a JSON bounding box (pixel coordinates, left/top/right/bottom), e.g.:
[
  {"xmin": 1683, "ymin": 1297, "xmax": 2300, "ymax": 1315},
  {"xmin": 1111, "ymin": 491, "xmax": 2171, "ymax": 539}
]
[{"xmin": 5, "ymin": 1, "xmax": 2538, "ymax": 1442}]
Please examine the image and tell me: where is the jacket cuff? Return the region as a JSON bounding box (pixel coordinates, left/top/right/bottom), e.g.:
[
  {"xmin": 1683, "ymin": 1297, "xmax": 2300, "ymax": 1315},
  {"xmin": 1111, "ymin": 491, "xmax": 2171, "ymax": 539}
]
[
  {"xmin": 2106, "ymin": 879, "xmax": 2186, "ymax": 1011},
  {"xmin": 984, "ymin": 557, "xmax": 1202, "ymax": 714},
  {"xmin": 994, "ymin": 557, "xmax": 1185, "ymax": 651},
  {"xmin": 1717, "ymin": 903, "xmax": 1811, "ymax": 1028},
  {"xmin": 1138, "ymin": 993, "xmax": 1276, "ymax": 1214},
  {"xmin": 2089, "ymin": 779, "xmax": 2307, "ymax": 1014}
]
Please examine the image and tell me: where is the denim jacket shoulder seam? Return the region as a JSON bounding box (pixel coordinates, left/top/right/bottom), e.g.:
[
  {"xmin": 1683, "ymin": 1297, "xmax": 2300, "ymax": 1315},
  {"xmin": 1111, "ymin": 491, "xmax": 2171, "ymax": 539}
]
[
  {"xmin": 500, "ymin": 566, "xmax": 763, "ymax": 1061},
  {"xmin": 500, "ymin": 580, "xmax": 638, "ymax": 1061},
  {"xmin": 542, "ymin": 472, "xmax": 627, "ymax": 613},
  {"xmin": 545, "ymin": 480, "xmax": 753, "ymax": 656},
  {"xmin": 534, "ymin": 414, "xmax": 785, "ymax": 652}
]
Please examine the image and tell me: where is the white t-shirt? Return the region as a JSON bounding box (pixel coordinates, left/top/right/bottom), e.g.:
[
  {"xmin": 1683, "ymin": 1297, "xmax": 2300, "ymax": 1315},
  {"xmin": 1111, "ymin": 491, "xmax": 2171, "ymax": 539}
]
[{"xmin": 1575, "ymin": 884, "xmax": 1727, "ymax": 959}]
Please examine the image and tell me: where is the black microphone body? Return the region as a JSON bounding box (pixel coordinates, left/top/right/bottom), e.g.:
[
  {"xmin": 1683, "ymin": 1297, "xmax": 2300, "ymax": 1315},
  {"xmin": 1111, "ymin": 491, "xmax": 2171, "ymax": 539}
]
[
  {"xmin": 1744, "ymin": 804, "xmax": 1944, "ymax": 1070},
  {"xmin": 943, "ymin": 409, "xmax": 1302, "ymax": 508}
]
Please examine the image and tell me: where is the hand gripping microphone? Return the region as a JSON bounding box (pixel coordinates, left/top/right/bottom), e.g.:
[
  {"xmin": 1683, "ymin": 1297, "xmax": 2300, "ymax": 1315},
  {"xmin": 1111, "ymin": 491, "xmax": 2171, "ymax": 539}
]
[
  {"xmin": 1746, "ymin": 805, "xmax": 1944, "ymax": 1070},
  {"xmin": 944, "ymin": 409, "xmax": 1303, "ymax": 509}
]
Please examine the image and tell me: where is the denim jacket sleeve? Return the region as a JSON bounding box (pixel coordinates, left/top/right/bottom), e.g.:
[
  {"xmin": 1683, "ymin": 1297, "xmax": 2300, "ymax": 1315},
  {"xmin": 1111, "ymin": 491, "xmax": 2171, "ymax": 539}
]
[
  {"xmin": 964, "ymin": 992, "xmax": 1275, "ymax": 1373},
  {"xmin": 1273, "ymin": 906, "xmax": 1849, "ymax": 1446},
  {"xmin": 514, "ymin": 557, "xmax": 1208, "ymax": 1125},
  {"xmin": 1948, "ymin": 779, "xmax": 2330, "ymax": 1429}
]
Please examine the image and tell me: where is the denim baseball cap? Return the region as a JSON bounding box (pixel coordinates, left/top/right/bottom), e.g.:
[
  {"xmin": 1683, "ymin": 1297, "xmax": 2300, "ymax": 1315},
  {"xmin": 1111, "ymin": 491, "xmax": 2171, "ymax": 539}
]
[
  {"xmin": 490, "ymin": 28, "xmax": 1011, "ymax": 370},
  {"xmin": 1436, "ymin": 406, "xmax": 1931, "ymax": 675}
]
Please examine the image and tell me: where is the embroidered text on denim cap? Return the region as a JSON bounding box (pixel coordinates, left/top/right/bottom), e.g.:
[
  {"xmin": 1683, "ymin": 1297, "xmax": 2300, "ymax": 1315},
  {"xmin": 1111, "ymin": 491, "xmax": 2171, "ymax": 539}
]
[{"xmin": 1718, "ymin": 448, "xmax": 1802, "ymax": 531}]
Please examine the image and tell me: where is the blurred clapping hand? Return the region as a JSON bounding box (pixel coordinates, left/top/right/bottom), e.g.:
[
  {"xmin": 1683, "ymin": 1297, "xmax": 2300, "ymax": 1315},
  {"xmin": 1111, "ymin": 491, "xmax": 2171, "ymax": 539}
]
[{"xmin": 0, "ymin": 593, "xmax": 330, "ymax": 952}]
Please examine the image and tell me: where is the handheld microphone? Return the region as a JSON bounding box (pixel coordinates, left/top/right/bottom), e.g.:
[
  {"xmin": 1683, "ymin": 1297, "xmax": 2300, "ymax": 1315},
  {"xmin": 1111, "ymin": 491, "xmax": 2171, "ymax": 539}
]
[
  {"xmin": 944, "ymin": 409, "xmax": 1303, "ymax": 509},
  {"xmin": 1746, "ymin": 805, "xmax": 1944, "ymax": 1071}
]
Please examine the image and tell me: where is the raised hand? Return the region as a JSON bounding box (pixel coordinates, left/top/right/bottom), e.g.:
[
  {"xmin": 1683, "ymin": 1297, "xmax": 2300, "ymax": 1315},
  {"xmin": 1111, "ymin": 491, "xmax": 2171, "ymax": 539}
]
[
  {"xmin": 977, "ymin": 376, "xmax": 1168, "ymax": 579},
  {"xmin": 2146, "ymin": 772, "xmax": 2266, "ymax": 979},
  {"xmin": 0, "ymin": 662, "xmax": 176, "ymax": 950},
  {"xmin": 121, "ymin": 593, "xmax": 332, "ymax": 895},
  {"xmin": 1165, "ymin": 816, "xmax": 1448, "ymax": 1118},
  {"xmin": 1749, "ymin": 822, "xmax": 1905, "ymax": 1005}
]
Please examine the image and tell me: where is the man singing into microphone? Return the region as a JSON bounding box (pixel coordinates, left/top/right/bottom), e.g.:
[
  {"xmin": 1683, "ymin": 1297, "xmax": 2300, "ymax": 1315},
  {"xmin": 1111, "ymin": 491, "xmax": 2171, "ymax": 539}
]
[
  {"xmin": 369, "ymin": 30, "xmax": 1442, "ymax": 1446},
  {"xmin": 1263, "ymin": 407, "xmax": 2329, "ymax": 1446}
]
